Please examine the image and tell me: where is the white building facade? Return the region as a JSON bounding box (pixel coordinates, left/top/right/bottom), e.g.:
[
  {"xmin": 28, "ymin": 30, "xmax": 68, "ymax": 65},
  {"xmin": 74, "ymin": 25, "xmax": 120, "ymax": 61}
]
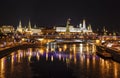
[{"xmin": 55, "ymin": 19, "xmax": 92, "ymax": 33}]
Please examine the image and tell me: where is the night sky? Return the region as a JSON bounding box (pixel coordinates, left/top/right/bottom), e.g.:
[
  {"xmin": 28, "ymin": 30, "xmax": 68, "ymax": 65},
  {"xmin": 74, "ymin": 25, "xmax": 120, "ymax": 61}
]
[{"xmin": 0, "ymin": 0, "xmax": 120, "ymax": 31}]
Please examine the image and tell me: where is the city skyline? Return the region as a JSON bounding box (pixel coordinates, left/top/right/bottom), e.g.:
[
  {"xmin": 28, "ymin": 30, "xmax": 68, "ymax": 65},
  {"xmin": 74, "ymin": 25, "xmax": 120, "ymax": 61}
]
[{"xmin": 0, "ymin": 0, "xmax": 120, "ymax": 31}]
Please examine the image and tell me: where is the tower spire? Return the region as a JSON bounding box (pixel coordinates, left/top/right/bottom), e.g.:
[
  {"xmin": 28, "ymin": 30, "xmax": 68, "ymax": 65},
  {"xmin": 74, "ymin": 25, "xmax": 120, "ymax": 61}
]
[
  {"xmin": 88, "ymin": 24, "xmax": 92, "ymax": 30},
  {"xmin": 28, "ymin": 20, "xmax": 31, "ymax": 31},
  {"xmin": 19, "ymin": 20, "xmax": 22, "ymax": 28},
  {"xmin": 103, "ymin": 26, "xmax": 106, "ymax": 32},
  {"xmin": 66, "ymin": 18, "xmax": 71, "ymax": 32},
  {"xmin": 83, "ymin": 19, "xmax": 86, "ymax": 29},
  {"xmin": 79, "ymin": 23, "xmax": 82, "ymax": 28},
  {"xmin": 17, "ymin": 20, "xmax": 23, "ymax": 33},
  {"xmin": 34, "ymin": 24, "xmax": 37, "ymax": 28}
]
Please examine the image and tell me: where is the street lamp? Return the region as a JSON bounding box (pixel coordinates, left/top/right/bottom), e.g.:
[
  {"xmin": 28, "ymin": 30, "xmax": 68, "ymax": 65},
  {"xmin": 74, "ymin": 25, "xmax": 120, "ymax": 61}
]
[{"xmin": 38, "ymin": 38, "xmax": 44, "ymax": 46}]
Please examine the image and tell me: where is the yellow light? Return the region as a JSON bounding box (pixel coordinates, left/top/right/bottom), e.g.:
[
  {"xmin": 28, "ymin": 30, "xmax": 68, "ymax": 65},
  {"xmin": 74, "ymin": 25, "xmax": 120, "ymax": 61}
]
[
  {"xmin": 46, "ymin": 48, "xmax": 49, "ymax": 53},
  {"xmin": 66, "ymin": 58, "xmax": 70, "ymax": 64},
  {"xmin": 86, "ymin": 44, "xmax": 89, "ymax": 53},
  {"xmin": 37, "ymin": 52, "xmax": 40, "ymax": 61},
  {"xmin": 70, "ymin": 54, "xmax": 72, "ymax": 59},
  {"xmin": 73, "ymin": 44, "xmax": 76, "ymax": 54},
  {"xmin": 1, "ymin": 58, "xmax": 5, "ymax": 78},
  {"xmin": 96, "ymin": 40, "xmax": 100, "ymax": 44},
  {"xmin": 46, "ymin": 53, "xmax": 48, "ymax": 61},
  {"xmin": 59, "ymin": 48, "xmax": 62, "ymax": 52},
  {"xmin": 92, "ymin": 44, "xmax": 96, "ymax": 53},
  {"xmin": 51, "ymin": 56, "xmax": 54, "ymax": 62},
  {"xmin": 74, "ymin": 57, "xmax": 77, "ymax": 64},
  {"xmin": 18, "ymin": 50, "xmax": 21, "ymax": 63},
  {"xmin": 114, "ymin": 63, "xmax": 118, "ymax": 78},
  {"xmin": 87, "ymin": 58, "xmax": 90, "ymax": 69},
  {"xmin": 1, "ymin": 58, "xmax": 5, "ymax": 70},
  {"xmin": 63, "ymin": 44, "xmax": 67, "ymax": 51},
  {"xmin": 51, "ymin": 48, "xmax": 54, "ymax": 51},
  {"xmin": 28, "ymin": 52, "xmax": 32, "ymax": 62},
  {"xmin": 80, "ymin": 43, "xmax": 83, "ymax": 54},
  {"xmin": 22, "ymin": 38, "xmax": 25, "ymax": 41},
  {"xmin": 39, "ymin": 49, "xmax": 44, "ymax": 55},
  {"xmin": 38, "ymin": 38, "xmax": 44, "ymax": 41}
]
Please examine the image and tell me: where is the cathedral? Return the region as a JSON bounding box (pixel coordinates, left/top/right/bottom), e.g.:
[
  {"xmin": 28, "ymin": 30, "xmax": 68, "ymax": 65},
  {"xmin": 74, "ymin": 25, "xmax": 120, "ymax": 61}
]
[{"xmin": 16, "ymin": 20, "xmax": 41, "ymax": 35}]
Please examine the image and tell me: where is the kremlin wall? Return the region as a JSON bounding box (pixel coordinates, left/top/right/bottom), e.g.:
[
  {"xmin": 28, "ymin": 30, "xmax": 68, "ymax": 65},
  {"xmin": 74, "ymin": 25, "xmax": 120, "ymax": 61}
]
[
  {"xmin": 0, "ymin": 19, "xmax": 93, "ymax": 35},
  {"xmin": 0, "ymin": 19, "xmax": 118, "ymax": 40}
]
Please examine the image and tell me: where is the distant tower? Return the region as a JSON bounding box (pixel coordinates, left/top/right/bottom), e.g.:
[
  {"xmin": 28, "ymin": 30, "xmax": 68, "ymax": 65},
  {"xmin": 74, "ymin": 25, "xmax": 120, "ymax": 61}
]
[
  {"xmin": 66, "ymin": 18, "xmax": 71, "ymax": 32},
  {"xmin": 18, "ymin": 20, "xmax": 22, "ymax": 28},
  {"xmin": 17, "ymin": 20, "xmax": 23, "ymax": 33},
  {"xmin": 103, "ymin": 26, "xmax": 107, "ymax": 36},
  {"xmin": 34, "ymin": 24, "xmax": 37, "ymax": 28},
  {"xmin": 87, "ymin": 25, "xmax": 90, "ymax": 30},
  {"xmin": 113, "ymin": 32, "xmax": 116, "ymax": 36},
  {"xmin": 87, "ymin": 24, "xmax": 92, "ymax": 30},
  {"xmin": 87, "ymin": 24, "xmax": 92, "ymax": 33},
  {"xmin": 83, "ymin": 19, "xmax": 86, "ymax": 29},
  {"xmin": 103, "ymin": 26, "xmax": 106, "ymax": 32},
  {"xmin": 28, "ymin": 20, "xmax": 31, "ymax": 31},
  {"xmin": 53, "ymin": 26, "xmax": 56, "ymax": 29},
  {"xmin": 79, "ymin": 23, "xmax": 82, "ymax": 28}
]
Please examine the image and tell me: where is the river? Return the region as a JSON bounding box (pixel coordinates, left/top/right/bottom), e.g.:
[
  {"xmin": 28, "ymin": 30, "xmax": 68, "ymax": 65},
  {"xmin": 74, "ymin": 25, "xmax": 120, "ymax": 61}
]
[{"xmin": 0, "ymin": 42, "xmax": 120, "ymax": 78}]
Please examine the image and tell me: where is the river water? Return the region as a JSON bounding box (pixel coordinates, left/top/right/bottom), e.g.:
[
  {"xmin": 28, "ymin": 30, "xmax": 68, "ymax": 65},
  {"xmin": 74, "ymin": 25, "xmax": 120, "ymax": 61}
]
[{"xmin": 0, "ymin": 42, "xmax": 120, "ymax": 78}]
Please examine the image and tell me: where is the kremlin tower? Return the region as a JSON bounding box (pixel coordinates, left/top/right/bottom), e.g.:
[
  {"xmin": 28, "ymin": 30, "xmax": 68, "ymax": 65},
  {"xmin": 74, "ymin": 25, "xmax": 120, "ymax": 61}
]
[
  {"xmin": 17, "ymin": 20, "xmax": 23, "ymax": 33},
  {"xmin": 28, "ymin": 20, "xmax": 31, "ymax": 31},
  {"xmin": 83, "ymin": 19, "xmax": 86, "ymax": 29},
  {"xmin": 66, "ymin": 18, "xmax": 71, "ymax": 33}
]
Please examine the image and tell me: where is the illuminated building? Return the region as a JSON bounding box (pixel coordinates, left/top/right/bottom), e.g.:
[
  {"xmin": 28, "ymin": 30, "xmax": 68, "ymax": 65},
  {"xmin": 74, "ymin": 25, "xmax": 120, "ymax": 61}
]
[
  {"xmin": 41, "ymin": 28, "xmax": 56, "ymax": 35},
  {"xmin": 16, "ymin": 20, "xmax": 41, "ymax": 35},
  {"xmin": 16, "ymin": 21, "xmax": 23, "ymax": 33},
  {"xmin": 55, "ymin": 19, "xmax": 93, "ymax": 34},
  {"xmin": 0, "ymin": 25, "xmax": 14, "ymax": 33}
]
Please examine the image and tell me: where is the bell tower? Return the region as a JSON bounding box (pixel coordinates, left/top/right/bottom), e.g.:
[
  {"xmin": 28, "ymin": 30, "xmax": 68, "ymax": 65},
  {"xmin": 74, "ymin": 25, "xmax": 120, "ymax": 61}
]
[{"xmin": 66, "ymin": 18, "xmax": 71, "ymax": 33}]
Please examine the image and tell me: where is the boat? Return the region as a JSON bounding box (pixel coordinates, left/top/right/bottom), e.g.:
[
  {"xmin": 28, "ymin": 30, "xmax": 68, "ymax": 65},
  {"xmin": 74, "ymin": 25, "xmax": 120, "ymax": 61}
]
[
  {"xmin": 106, "ymin": 46, "xmax": 120, "ymax": 62},
  {"xmin": 96, "ymin": 45, "xmax": 106, "ymax": 52},
  {"xmin": 96, "ymin": 51, "xmax": 112, "ymax": 59},
  {"xmin": 96, "ymin": 42, "xmax": 120, "ymax": 61}
]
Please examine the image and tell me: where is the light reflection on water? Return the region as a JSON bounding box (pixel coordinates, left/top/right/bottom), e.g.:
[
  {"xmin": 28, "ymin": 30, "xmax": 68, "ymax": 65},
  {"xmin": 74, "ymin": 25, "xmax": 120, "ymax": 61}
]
[{"xmin": 0, "ymin": 43, "xmax": 120, "ymax": 78}]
